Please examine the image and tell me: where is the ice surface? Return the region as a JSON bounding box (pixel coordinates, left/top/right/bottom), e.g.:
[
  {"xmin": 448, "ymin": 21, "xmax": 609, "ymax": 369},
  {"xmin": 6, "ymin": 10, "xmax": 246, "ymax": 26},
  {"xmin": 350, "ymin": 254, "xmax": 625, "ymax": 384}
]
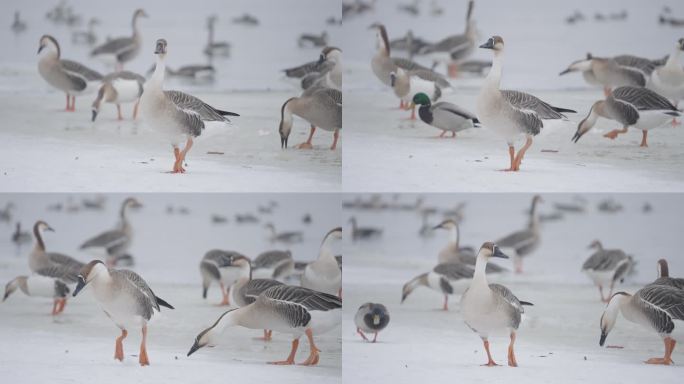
[
  {"xmin": 0, "ymin": 194, "xmax": 341, "ymax": 383},
  {"xmin": 342, "ymin": 193, "xmax": 683, "ymax": 383}
]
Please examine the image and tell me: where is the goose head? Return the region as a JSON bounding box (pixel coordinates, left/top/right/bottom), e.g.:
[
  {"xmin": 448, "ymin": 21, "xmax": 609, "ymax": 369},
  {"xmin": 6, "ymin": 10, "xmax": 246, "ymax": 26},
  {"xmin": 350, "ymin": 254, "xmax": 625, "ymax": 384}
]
[
  {"xmin": 278, "ymin": 97, "xmax": 296, "ymax": 149},
  {"xmin": 587, "ymin": 239, "xmax": 603, "ymax": 250},
  {"xmin": 133, "ymin": 9, "xmax": 148, "ymax": 22},
  {"xmin": 320, "ymin": 46, "xmax": 342, "ymax": 65},
  {"xmin": 572, "ymin": 101, "xmax": 603, "ymax": 143},
  {"xmin": 560, "ymin": 54, "xmax": 593, "ymax": 76},
  {"xmin": 368, "ymin": 23, "xmax": 390, "ymax": 53},
  {"xmin": 154, "ymin": 38, "xmax": 168, "ymax": 57},
  {"xmin": 3, "ymin": 276, "xmax": 27, "ymax": 302},
  {"xmin": 73, "ymin": 260, "xmax": 107, "ymax": 297},
  {"xmin": 323, "ymin": 227, "xmax": 343, "ymax": 244},
  {"xmin": 122, "ymin": 197, "xmax": 143, "ymax": 210},
  {"xmin": 37, "ymin": 35, "xmax": 60, "ymax": 57},
  {"xmin": 477, "ymin": 242, "xmax": 508, "ymax": 260},
  {"xmin": 432, "ymin": 219, "xmax": 457, "ymax": 231},
  {"xmin": 599, "ymin": 292, "xmax": 630, "ymax": 346},
  {"xmin": 187, "ymin": 309, "xmax": 237, "ymax": 356},
  {"xmin": 34, "ymin": 220, "xmax": 55, "ymax": 234},
  {"xmin": 677, "ymin": 38, "xmax": 684, "ymax": 51},
  {"xmin": 657, "ymin": 259, "xmax": 669, "ymax": 278},
  {"xmin": 479, "ymin": 35, "xmax": 504, "ymax": 52}
]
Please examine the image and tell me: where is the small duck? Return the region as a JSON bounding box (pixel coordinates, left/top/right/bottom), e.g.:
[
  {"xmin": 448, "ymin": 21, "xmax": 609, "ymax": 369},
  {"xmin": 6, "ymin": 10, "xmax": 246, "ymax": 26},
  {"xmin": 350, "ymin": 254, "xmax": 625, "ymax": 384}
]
[
  {"xmin": 355, "ymin": 303, "xmax": 390, "ymax": 342},
  {"xmin": 412, "ymin": 92, "xmax": 479, "ymax": 137},
  {"xmin": 265, "ymin": 223, "xmax": 303, "ymax": 244},
  {"xmin": 401, "ymin": 262, "xmax": 474, "ymax": 310},
  {"xmin": 581, "ymin": 240, "xmax": 634, "ymax": 302}
]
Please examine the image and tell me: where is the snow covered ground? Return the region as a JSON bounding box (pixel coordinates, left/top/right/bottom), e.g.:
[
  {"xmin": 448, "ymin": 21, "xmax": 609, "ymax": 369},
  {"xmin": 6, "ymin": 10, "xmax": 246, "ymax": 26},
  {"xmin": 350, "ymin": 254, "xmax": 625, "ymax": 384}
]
[
  {"xmin": 0, "ymin": 194, "xmax": 342, "ymax": 383},
  {"xmin": 341, "ymin": 0, "xmax": 684, "ymax": 192},
  {"xmin": 0, "ymin": 0, "xmax": 341, "ymax": 192},
  {"xmin": 342, "ymin": 193, "xmax": 683, "ymax": 383}
]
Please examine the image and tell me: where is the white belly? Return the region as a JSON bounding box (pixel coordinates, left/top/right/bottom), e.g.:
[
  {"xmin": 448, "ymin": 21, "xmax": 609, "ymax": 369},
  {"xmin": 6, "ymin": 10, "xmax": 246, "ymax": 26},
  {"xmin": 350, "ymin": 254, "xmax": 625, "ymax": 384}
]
[
  {"xmin": 584, "ymin": 269, "xmax": 615, "ymax": 286},
  {"xmin": 308, "ymin": 308, "xmax": 341, "ymax": 336},
  {"xmin": 26, "ymin": 275, "xmax": 61, "ymax": 298},
  {"xmin": 633, "ymin": 110, "xmax": 674, "ymax": 131},
  {"xmin": 111, "ymin": 79, "xmax": 141, "ymax": 103}
]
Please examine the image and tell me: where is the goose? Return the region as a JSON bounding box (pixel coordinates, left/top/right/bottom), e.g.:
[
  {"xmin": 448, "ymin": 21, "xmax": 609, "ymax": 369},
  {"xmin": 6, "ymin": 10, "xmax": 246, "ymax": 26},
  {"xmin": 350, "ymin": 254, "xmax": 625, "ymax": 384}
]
[
  {"xmin": 204, "ymin": 15, "xmax": 230, "ymax": 58},
  {"xmin": 495, "ymin": 195, "xmax": 542, "ymax": 273},
  {"xmin": 232, "ymin": 14, "xmax": 259, "ymax": 26},
  {"xmin": 651, "ymin": 259, "xmax": 684, "ymax": 289},
  {"xmin": 599, "ymin": 285, "xmax": 684, "ymax": 365},
  {"xmin": 188, "ymin": 284, "xmax": 340, "ymax": 365},
  {"xmin": 283, "ymin": 50, "xmax": 334, "ymax": 81},
  {"xmin": 298, "ymin": 32, "xmax": 328, "ymax": 48},
  {"xmin": 418, "ymin": 209, "xmax": 435, "ymax": 238},
  {"xmin": 301, "ymin": 47, "xmax": 342, "ymax": 91},
  {"xmin": 146, "ymin": 64, "xmax": 216, "ymax": 80},
  {"xmin": 301, "ymin": 228, "xmax": 342, "ymax": 296},
  {"xmin": 349, "ymin": 217, "xmax": 382, "ymax": 241},
  {"xmin": 559, "ymin": 53, "xmax": 647, "ymax": 96},
  {"xmin": 140, "ymin": 39, "xmax": 239, "ymax": 173},
  {"xmin": 411, "ymin": 92, "xmax": 479, "ymax": 137},
  {"xmin": 397, "ymin": 0, "xmax": 420, "ymax": 16},
  {"xmin": 252, "ymin": 250, "xmax": 295, "ymax": 280},
  {"xmin": 11, "ymin": 11, "xmax": 27, "ymax": 33},
  {"xmin": 278, "ymin": 87, "xmax": 341, "ymax": 150},
  {"xmin": 264, "ymin": 223, "xmax": 303, "ymax": 244},
  {"xmin": 228, "ymin": 256, "xmax": 284, "ymax": 341},
  {"xmin": 72, "ymin": 260, "xmax": 174, "ymax": 366},
  {"xmin": 235, "ymin": 213, "xmax": 259, "ymax": 223},
  {"xmin": 29, "ymin": 221, "xmax": 85, "ymax": 314},
  {"xmin": 0, "ymin": 202, "xmax": 14, "ymax": 222},
  {"xmin": 200, "ymin": 250, "xmax": 250, "ymax": 305},
  {"xmin": 91, "ymin": 71, "xmax": 144, "ymax": 122},
  {"xmin": 79, "ymin": 197, "xmax": 142, "ymax": 266},
  {"xmin": 432, "ymin": 220, "xmax": 506, "ymax": 274},
  {"xmin": 91, "ymin": 9, "xmax": 147, "ymax": 70},
  {"xmin": 369, "ymin": 23, "xmax": 440, "ymax": 108},
  {"xmin": 419, "ymin": 0, "xmax": 477, "ymax": 77},
  {"xmin": 390, "ymin": 68, "xmax": 446, "ymax": 120},
  {"xmin": 355, "ymin": 303, "xmax": 390, "ymax": 342},
  {"xmin": 389, "ymin": 30, "xmax": 431, "ymax": 60},
  {"xmin": 37, "ymin": 35, "xmax": 103, "ymax": 111},
  {"xmin": 72, "ymin": 18, "xmax": 99, "ymax": 45},
  {"xmin": 461, "ymin": 242, "xmax": 533, "ymax": 367},
  {"xmin": 3, "ymin": 275, "xmax": 70, "ymax": 315},
  {"xmin": 649, "ymin": 38, "xmax": 684, "ymax": 124},
  {"xmin": 581, "ymin": 240, "xmax": 634, "ymax": 302},
  {"xmin": 572, "ymin": 86, "xmax": 680, "ymax": 147},
  {"xmin": 478, "ymin": 36, "xmax": 576, "ymax": 171},
  {"xmin": 401, "ymin": 262, "xmax": 474, "ymax": 310},
  {"xmin": 12, "ymin": 222, "xmax": 32, "ymax": 246}
]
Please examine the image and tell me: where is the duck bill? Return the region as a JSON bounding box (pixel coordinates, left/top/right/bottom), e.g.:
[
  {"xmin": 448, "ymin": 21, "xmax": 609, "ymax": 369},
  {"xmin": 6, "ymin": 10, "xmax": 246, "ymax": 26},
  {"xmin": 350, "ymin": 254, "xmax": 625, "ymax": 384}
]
[
  {"xmin": 599, "ymin": 331, "xmax": 607, "ymax": 346},
  {"xmin": 492, "ymin": 247, "xmax": 509, "ymax": 259},
  {"xmin": 559, "ymin": 68, "xmax": 572, "ymax": 76},
  {"xmin": 187, "ymin": 341, "xmax": 201, "ymax": 357},
  {"xmin": 72, "ymin": 277, "xmax": 87, "ymax": 297},
  {"xmin": 479, "ymin": 40, "xmax": 494, "ymax": 49}
]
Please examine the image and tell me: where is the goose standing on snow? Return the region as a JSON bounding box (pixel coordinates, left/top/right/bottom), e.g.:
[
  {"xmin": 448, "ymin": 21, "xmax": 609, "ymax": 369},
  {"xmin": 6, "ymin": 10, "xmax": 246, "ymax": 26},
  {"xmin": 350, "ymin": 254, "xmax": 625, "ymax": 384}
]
[
  {"xmin": 298, "ymin": 31, "xmax": 328, "ymax": 48},
  {"xmin": 599, "ymin": 285, "xmax": 684, "ymax": 365},
  {"xmin": 278, "ymin": 87, "xmax": 341, "ymax": 150},
  {"xmin": 12, "ymin": 222, "xmax": 32, "ymax": 246},
  {"xmin": 199, "ymin": 250, "xmax": 251, "ymax": 306},
  {"xmin": 495, "ymin": 195, "xmax": 542, "ymax": 273},
  {"xmin": 390, "ymin": 68, "xmax": 447, "ymax": 120},
  {"xmin": 72, "ymin": 18, "xmax": 99, "ymax": 46},
  {"xmin": 3, "ymin": 275, "xmax": 70, "ymax": 315},
  {"xmin": 649, "ymin": 39, "xmax": 684, "ymax": 124},
  {"xmin": 37, "ymin": 35, "xmax": 103, "ymax": 111},
  {"xmin": 432, "ymin": 219, "xmax": 506, "ymax": 273},
  {"xmin": 91, "ymin": 71, "xmax": 145, "ymax": 121},
  {"xmin": 79, "ymin": 197, "xmax": 142, "ymax": 266},
  {"xmin": 139, "ymin": 39, "xmax": 239, "ymax": 173},
  {"xmin": 264, "ymin": 223, "xmax": 303, "ymax": 244},
  {"xmin": 349, "ymin": 217, "xmax": 382, "ymax": 241},
  {"xmin": 301, "ymin": 228, "xmax": 342, "ymax": 296},
  {"xmin": 419, "ymin": 0, "xmax": 477, "ymax": 78},
  {"xmin": 478, "ymin": 36, "xmax": 576, "ymax": 171},
  {"xmin": 572, "ymin": 86, "xmax": 679, "ymax": 147},
  {"xmin": 187, "ymin": 285, "xmax": 341, "ymax": 366},
  {"xmin": 90, "ymin": 9, "xmax": 148, "ymax": 70},
  {"xmin": 282, "ymin": 47, "xmax": 336, "ymax": 83},
  {"xmin": 560, "ymin": 53, "xmax": 647, "ymax": 96},
  {"xmin": 72, "ymin": 260, "xmax": 174, "ymax": 366},
  {"xmin": 252, "ymin": 250, "xmax": 295, "ymax": 280},
  {"xmin": 401, "ymin": 262, "xmax": 474, "ymax": 310},
  {"xmin": 581, "ymin": 240, "xmax": 634, "ymax": 302},
  {"xmin": 301, "ymin": 47, "xmax": 342, "ymax": 91},
  {"xmin": 411, "ymin": 92, "xmax": 479, "ymax": 137},
  {"xmin": 355, "ymin": 302, "xmax": 390, "ymax": 342},
  {"xmin": 11, "ymin": 11, "xmax": 27, "ymax": 33},
  {"xmin": 461, "ymin": 242, "xmax": 533, "ymax": 367},
  {"xmin": 650, "ymin": 259, "xmax": 684, "ymax": 289},
  {"xmin": 204, "ymin": 15, "xmax": 230, "ymax": 58}
]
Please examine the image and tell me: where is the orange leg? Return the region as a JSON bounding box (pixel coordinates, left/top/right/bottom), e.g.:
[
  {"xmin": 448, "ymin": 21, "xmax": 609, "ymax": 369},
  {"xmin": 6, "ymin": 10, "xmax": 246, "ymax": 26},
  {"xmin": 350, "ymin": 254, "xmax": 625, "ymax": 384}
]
[
  {"xmin": 598, "ymin": 285, "xmax": 606, "ymax": 302},
  {"xmin": 299, "ymin": 329, "xmax": 320, "ymax": 366},
  {"xmin": 255, "ymin": 329, "xmax": 273, "ymax": 341},
  {"xmin": 640, "ymin": 131, "xmax": 648, "ymax": 147},
  {"xmin": 603, "ymin": 87, "xmax": 612, "ymax": 97},
  {"xmin": 357, "ymin": 328, "xmax": 369, "ymax": 341},
  {"xmin": 133, "ymin": 100, "xmax": 140, "ymax": 119},
  {"xmin": 172, "ymin": 147, "xmax": 181, "ymax": 173},
  {"xmin": 65, "ymin": 94, "xmax": 70, "ymax": 111},
  {"xmin": 217, "ymin": 282, "xmax": 230, "ymax": 306},
  {"xmin": 438, "ymin": 130, "xmax": 446, "ymax": 138},
  {"xmin": 514, "ymin": 256, "xmax": 523, "ymax": 274},
  {"xmin": 70, "ymin": 96, "xmax": 76, "ymax": 111},
  {"xmin": 442, "ymin": 295, "xmax": 449, "ymax": 311},
  {"xmin": 117, "ymin": 104, "xmax": 123, "ymax": 120},
  {"xmin": 56, "ymin": 298, "xmax": 67, "ymax": 314},
  {"xmin": 603, "ymin": 126, "xmax": 628, "ymax": 140},
  {"xmin": 139, "ymin": 324, "xmax": 149, "ymax": 366},
  {"xmin": 399, "ymin": 100, "xmax": 405, "ymax": 109},
  {"xmin": 297, "ymin": 125, "xmax": 316, "ymax": 149},
  {"xmin": 330, "ymin": 129, "xmax": 339, "ymax": 150},
  {"xmin": 448, "ymin": 63, "xmax": 459, "ymax": 78},
  {"xmin": 512, "ymin": 136, "xmax": 533, "ymax": 171},
  {"xmin": 499, "ymin": 145, "xmax": 516, "ymax": 172},
  {"xmin": 51, "ymin": 298, "xmax": 59, "ymax": 315},
  {"xmin": 269, "ymin": 338, "xmax": 299, "ymax": 365},
  {"xmin": 645, "ymin": 337, "xmax": 675, "ymax": 365},
  {"xmin": 115, "ymin": 329, "xmax": 127, "ymax": 361},
  {"xmin": 177, "ymin": 137, "xmax": 193, "ymax": 173},
  {"xmin": 482, "ymin": 339, "xmax": 498, "ymax": 366},
  {"xmin": 409, "ymin": 105, "xmax": 416, "ymax": 120},
  {"xmin": 508, "ymin": 331, "xmax": 518, "ymax": 367}
]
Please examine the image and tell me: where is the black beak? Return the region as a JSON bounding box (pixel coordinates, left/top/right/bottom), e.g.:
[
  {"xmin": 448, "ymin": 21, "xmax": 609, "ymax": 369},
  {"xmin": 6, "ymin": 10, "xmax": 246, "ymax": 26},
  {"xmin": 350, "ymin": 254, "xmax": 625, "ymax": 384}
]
[
  {"xmin": 431, "ymin": 223, "xmax": 443, "ymax": 230},
  {"xmin": 281, "ymin": 137, "xmax": 288, "ymax": 149},
  {"xmin": 390, "ymin": 73, "xmax": 396, "ymax": 87},
  {"xmin": 202, "ymin": 286, "xmax": 208, "ymax": 299},
  {"xmin": 91, "ymin": 110, "xmax": 98, "ymax": 122},
  {"xmin": 46, "ymin": 226, "xmax": 55, "ymax": 232},
  {"xmin": 479, "ymin": 39, "xmax": 494, "ymax": 49},
  {"xmin": 572, "ymin": 130, "xmax": 583, "ymax": 143},
  {"xmin": 401, "ymin": 292, "xmax": 407, "ymax": 303},
  {"xmin": 187, "ymin": 341, "xmax": 201, "ymax": 357},
  {"xmin": 37, "ymin": 45, "xmax": 44, "ymax": 54},
  {"xmin": 492, "ymin": 246, "xmax": 509, "ymax": 259},
  {"xmin": 317, "ymin": 54, "xmax": 325, "ymax": 65},
  {"xmin": 72, "ymin": 276, "xmax": 87, "ymax": 297},
  {"xmin": 154, "ymin": 44, "xmax": 164, "ymax": 54},
  {"xmin": 3, "ymin": 291, "xmax": 10, "ymax": 301},
  {"xmin": 559, "ymin": 68, "xmax": 571, "ymax": 76},
  {"xmin": 599, "ymin": 331, "xmax": 607, "ymax": 346}
]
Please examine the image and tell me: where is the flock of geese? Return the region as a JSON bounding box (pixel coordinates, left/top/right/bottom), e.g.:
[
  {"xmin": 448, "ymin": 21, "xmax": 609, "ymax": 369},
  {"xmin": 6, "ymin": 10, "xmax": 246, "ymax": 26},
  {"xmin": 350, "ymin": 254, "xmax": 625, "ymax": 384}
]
[
  {"xmin": 346, "ymin": 194, "xmax": 683, "ymax": 367},
  {"xmin": 2, "ymin": 198, "xmax": 343, "ymax": 367},
  {"xmin": 367, "ymin": 1, "xmax": 684, "ymax": 171},
  {"xmin": 29, "ymin": 5, "xmax": 342, "ymax": 173}
]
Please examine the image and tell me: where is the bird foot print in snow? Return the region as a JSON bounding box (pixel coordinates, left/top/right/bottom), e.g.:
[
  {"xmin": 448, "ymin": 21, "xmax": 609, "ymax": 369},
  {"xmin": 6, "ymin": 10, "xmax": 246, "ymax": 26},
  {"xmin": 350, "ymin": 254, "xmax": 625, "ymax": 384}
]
[{"xmin": 297, "ymin": 142, "xmax": 313, "ymax": 149}]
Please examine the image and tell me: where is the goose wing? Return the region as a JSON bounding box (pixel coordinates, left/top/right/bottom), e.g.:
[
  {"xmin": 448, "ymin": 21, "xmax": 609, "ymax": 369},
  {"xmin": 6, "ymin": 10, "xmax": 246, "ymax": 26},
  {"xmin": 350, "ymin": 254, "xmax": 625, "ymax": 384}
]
[
  {"xmin": 116, "ymin": 269, "xmax": 161, "ymax": 313},
  {"xmin": 61, "ymin": 59, "xmax": 103, "ymax": 81},
  {"xmin": 259, "ymin": 285, "xmax": 341, "ymax": 328},
  {"xmin": 165, "ymin": 90, "xmax": 232, "ymax": 122},
  {"xmin": 497, "ymin": 228, "xmax": 535, "ymax": 249},
  {"xmin": 242, "ymin": 279, "xmax": 284, "ymax": 304},
  {"xmin": 47, "ymin": 252, "xmax": 85, "ymax": 271},
  {"xmin": 614, "ymin": 55, "xmax": 657, "ymax": 76},
  {"xmin": 91, "ymin": 37, "xmax": 134, "ymax": 56},
  {"xmin": 35, "ymin": 264, "xmax": 79, "ymax": 284},
  {"xmin": 433, "ymin": 262, "xmax": 474, "ymax": 280},
  {"xmin": 392, "ymin": 57, "xmax": 431, "ymax": 72},
  {"xmin": 501, "ymin": 90, "xmax": 569, "ymax": 120},
  {"xmin": 612, "ymin": 86, "xmax": 677, "ymax": 112},
  {"xmin": 80, "ymin": 229, "xmax": 126, "ymax": 250},
  {"xmin": 489, "ymin": 283, "xmax": 525, "ymax": 314},
  {"xmin": 254, "ymin": 250, "xmax": 292, "ymax": 269},
  {"xmin": 636, "ymin": 285, "xmax": 684, "ymax": 333},
  {"xmin": 409, "ymin": 69, "xmax": 450, "ymax": 88}
]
